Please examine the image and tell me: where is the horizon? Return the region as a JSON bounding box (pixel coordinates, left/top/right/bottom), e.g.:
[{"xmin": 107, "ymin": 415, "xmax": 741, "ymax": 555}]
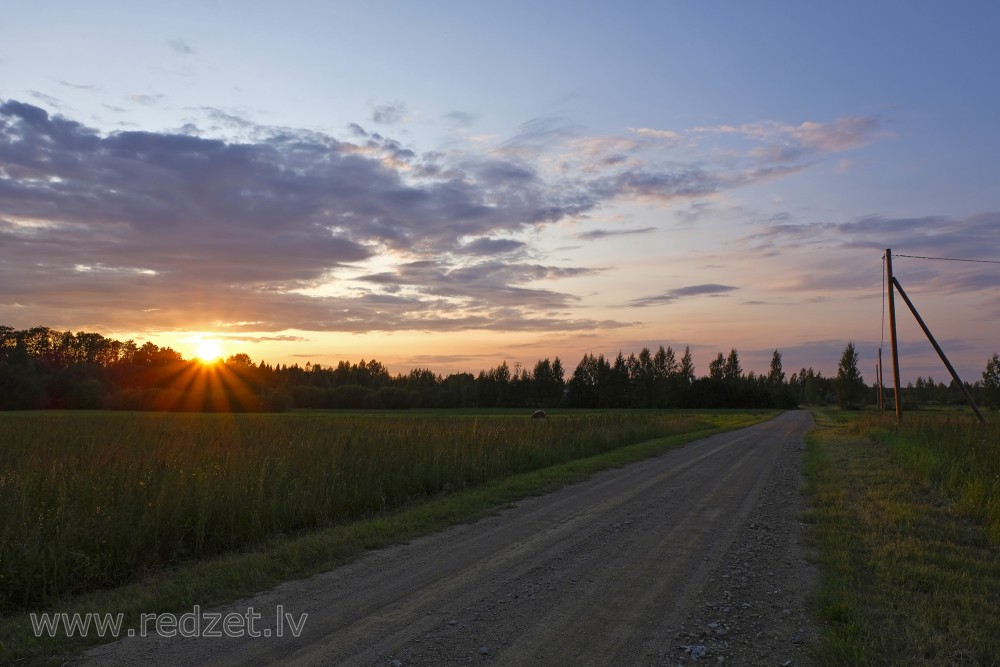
[
  {"xmin": 3, "ymin": 2, "xmax": 998, "ymax": 386},
  {"xmin": 2, "ymin": 322, "xmax": 986, "ymax": 390}
]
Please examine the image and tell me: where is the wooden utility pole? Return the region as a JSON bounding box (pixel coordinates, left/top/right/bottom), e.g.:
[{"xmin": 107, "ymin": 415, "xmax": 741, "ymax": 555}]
[{"xmin": 885, "ymin": 249, "xmax": 903, "ymax": 422}]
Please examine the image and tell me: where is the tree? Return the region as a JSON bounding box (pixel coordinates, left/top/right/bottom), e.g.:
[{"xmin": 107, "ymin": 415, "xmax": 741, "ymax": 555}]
[
  {"xmin": 679, "ymin": 347, "xmax": 695, "ymax": 384},
  {"xmin": 835, "ymin": 342, "xmax": 865, "ymax": 409},
  {"xmin": 605, "ymin": 352, "xmax": 630, "ymax": 408},
  {"xmin": 476, "ymin": 361, "xmax": 513, "ymax": 407},
  {"xmin": 652, "ymin": 345, "xmax": 678, "ymax": 407},
  {"xmin": 763, "ymin": 349, "xmax": 797, "ymax": 408},
  {"xmin": 708, "ymin": 353, "xmax": 725, "ymax": 381},
  {"xmin": 767, "ymin": 349, "xmax": 785, "ymax": 386},
  {"xmin": 723, "ymin": 348, "xmax": 742, "ymax": 384},
  {"xmin": 631, "ymin": 348, "xmax": 656, "ymax": 408},
  {"xmin": 441, "ymin": 372, "xmax": 476, "ymax": 407},
  {"xmin": 531, "ymin": 358, "xmax": 562, "ymax": 407},
  {"xmin": 225, "ymin": 353, "xmax": 255, "ymax": 368},
  {"xmin": 551, "ymin": 357, "xmax": 565, "ymax": 404},
  {"xmin": 567, "ymin": 353, "xmax": 609, "ymax": 408},
  {"xmin": 982, "ymin": 353, "xmax": 1000, "ymax": 410},
  {"xmin": 797, "ymin": 367, "xmax": 828, "ymax": 405},
  {"xmin": 0, "ymin": 325, "xmax": 15, "ymax": 365}
]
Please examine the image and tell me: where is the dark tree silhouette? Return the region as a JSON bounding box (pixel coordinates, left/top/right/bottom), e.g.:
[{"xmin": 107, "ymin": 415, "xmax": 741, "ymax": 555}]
[
  {"xmin": 835, "ymin": 341, "xmax": 866, "ymax": 409},
  {"xmin": 982, "ymin": 353, "xmax": 1000, "ymax": 410},
  {"xmin": 0, "ymin": 324, "xmax": 851, "ymax": 412}
]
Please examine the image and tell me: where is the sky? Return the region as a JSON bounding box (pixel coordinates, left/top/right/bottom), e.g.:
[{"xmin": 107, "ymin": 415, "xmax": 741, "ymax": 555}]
[{"xmin": 2, "ymin": 0, "xmax": 999, "ymax": 383}]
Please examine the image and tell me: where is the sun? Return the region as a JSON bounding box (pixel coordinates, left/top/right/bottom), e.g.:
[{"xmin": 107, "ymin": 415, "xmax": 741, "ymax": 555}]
[{"xmin": 195, "ymin": 340, "xmax": 223, "ymax": 364}]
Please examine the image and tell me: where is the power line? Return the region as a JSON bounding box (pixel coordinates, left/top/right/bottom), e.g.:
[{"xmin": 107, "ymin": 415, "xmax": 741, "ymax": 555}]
[
  {"xmin": 894, "ymin": 253, "xmax": 1000, "ymax": 265},
  {"xmin": 880, "ymin": 254, "xmax": 886, "ymax": 352}
]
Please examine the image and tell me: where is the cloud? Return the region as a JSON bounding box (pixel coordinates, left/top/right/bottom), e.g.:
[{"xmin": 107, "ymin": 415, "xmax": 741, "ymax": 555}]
[
  {"xmin": 357, "ymin": 260, "xmax": 602, "ymax": 311},
  {"xmin": 0, "ymin": 99, "xmax": 890, "ymax": 336},
  {"xmin": 371, "ymin": 100, "xmax": 408, "ymax": 125},
  {"xmin": 29, "ymin": 91, "xmax": 62, "ymax": 107},
  {"xmin": 503, "ymin": 116, "xmax": 580, "ymax": 153},
  {"xmin": 0, "ymin": 99, "xmax": 622, "ymax": 333},
  {"xmin": 577, "ymin": 226, "xmax": 656, "ymax": 240},
  {"xmin": 214, "ymin": 334, "xmax": 310, "ymax": 343},
  {"xmin": 455, "ymin": 237, "xmax": 527, "ymax": 256},
  {"xmin": 167, "ymin": 39, "xmax": 194, "ymax": 55},
  {"xmin": 444, "ymin": 111, "xmax": 477, "ymax": 126},
  {"xmin": 59, "ymin": 80, "xmax": 101, "ymax": 91},
  {"xmin": 743, "ymin": 213, "xmax": 1000, "ymax": 271},
  {"xmin": 697, "ymin": 117, "xmax": 887, "ymax": 152},
  {"xmin": 629, "ymin": 127, "xmax": 681, "ymax": 141},
  {"xmin": 786, "ymin": 117, "xmax": 884, "ymax": 152},
  {"xmin": 732, "ymin": 212, "xmax": 1000, "ymax": 307},
  {"xmin": 682, "ymin": 117, "xmax": 890, "ymax": 171},
  {"xmin": 508, "ymin": 116, "xmax": 887, "ymax": 206},
  {"xmin": 129, "ymin": 93, "xmax": 166, "ymax": 106},
  {"xmin": 346, "ymin": 122, "xmax": 368, "ymax": 137},
  {"xmin": 628, "ymin": 284, "xmax": 739, "ymax": 308}
]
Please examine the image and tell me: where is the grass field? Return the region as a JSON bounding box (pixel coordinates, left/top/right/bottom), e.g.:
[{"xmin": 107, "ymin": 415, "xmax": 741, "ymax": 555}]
[
  {"xmin": 0, "ymin": 408, "xmax": 770, "ymax": 664},
  {"xmin": 0, "ymin": 410, "xmax": 771, "ymax": 613},
  {"xmin": 805, "ymin": 410, "xmax": 1000, "ymax": 665},
  {"xmin": 862, "ymin": 412, "xmax": 1000, "ymax": 544}
]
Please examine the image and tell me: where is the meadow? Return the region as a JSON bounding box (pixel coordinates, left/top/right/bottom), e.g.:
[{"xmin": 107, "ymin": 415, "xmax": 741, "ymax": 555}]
[
  {"xmin": 805, "ymin": 410, "xmax": 1000, "ymax": 665},
  {"xmin": 0, "ymin": 409, "xmax": 743, "ymax": 615},
  {"xmin": 860, "ymin": 412, "xmax": 1000, "ymax": 543}
]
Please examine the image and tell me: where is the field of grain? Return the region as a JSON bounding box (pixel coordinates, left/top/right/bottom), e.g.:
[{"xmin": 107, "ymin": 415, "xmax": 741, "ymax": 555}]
[{"xmin": 0, "ymin": 410, "xmax": 721, "ymax": 613}]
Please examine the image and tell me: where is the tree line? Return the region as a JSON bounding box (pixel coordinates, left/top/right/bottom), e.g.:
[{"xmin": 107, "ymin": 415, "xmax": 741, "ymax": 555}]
[{"xmin": 2, "ymin": 325, "xmax": 996, "ymax": 412}]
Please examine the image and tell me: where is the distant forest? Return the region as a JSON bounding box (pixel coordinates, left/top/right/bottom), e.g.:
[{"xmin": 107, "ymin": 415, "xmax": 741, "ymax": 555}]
[{"xmin": 1, "ymin": 325, "xmax": 996, "ymax": 412}]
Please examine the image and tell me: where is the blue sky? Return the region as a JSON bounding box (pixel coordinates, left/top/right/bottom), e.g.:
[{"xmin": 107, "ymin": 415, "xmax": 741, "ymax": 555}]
[{"xmin": 2, "ymin": 1, "xmax": 999, "ymax": 382}]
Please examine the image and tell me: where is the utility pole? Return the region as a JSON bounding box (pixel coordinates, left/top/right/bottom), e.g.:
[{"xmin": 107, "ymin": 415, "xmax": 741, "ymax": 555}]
[{"xmin": 885, "ymin": 249, "xmax": 903, "ymax": 422}]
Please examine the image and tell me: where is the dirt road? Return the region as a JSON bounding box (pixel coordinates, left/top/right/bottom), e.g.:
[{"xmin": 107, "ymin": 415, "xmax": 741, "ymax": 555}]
[{"xmin": 77, "ymin": 410, "xmax": 818, "ymax": 666}]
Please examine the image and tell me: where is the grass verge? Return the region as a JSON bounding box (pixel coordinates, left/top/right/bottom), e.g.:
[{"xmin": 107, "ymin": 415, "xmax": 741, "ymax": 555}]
[
  {"xmin": 804, "ymin": 410, "xmax": 1000, "ymax": 665},
  {"xmin": 0, "ymin": 410, "xmax": 769, "ymax": 665}
]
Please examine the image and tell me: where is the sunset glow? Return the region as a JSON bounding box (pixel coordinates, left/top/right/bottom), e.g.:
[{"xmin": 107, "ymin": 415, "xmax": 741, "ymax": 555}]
[{"xmin": 195, "ymin": 341, "xmax": 223, "ymax": 365}]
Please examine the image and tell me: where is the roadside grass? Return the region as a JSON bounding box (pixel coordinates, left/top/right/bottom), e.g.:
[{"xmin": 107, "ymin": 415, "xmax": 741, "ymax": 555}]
[
  {"xmin": 0, "ymin": 409, "xmax": 771, "ymax": 665},
  {"xmin": 861, "ymin": 412, "xmax": 1000, "ymax": 545},
  {"xmin": 804, "ymin": 410, "xmax": 1000, "ymax": 665}
]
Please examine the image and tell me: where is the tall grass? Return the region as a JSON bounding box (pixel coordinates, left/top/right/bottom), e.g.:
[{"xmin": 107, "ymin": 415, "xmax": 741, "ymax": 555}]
[
  {"xmin": 805, "ymin": 411, "xmax": 1000, "ymax": 664},
  {"xmin": 853, "ymin": 413, "xmax": 1000, "ymax": 544},
  {"xmin": 0, "ymin": 411, "xmax": 713, "ymax": 613}
]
